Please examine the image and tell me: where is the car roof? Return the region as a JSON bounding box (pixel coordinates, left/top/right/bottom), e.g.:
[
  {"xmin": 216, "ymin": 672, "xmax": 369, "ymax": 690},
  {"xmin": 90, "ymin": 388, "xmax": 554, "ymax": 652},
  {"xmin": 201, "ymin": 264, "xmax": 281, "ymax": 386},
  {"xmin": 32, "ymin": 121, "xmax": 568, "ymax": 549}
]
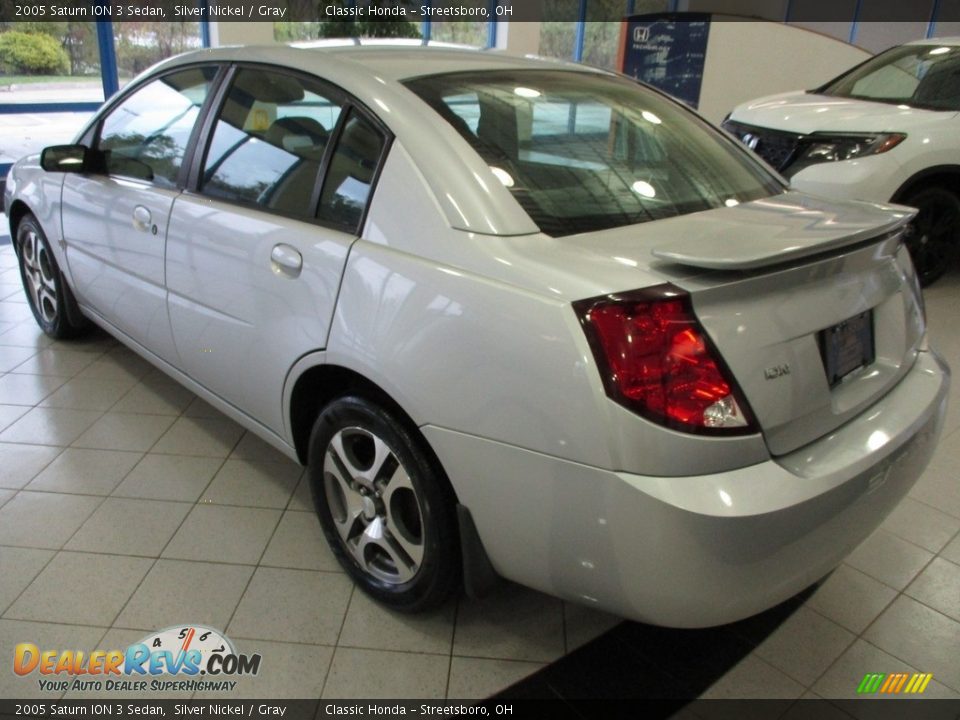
[
  {"xmin": 168, "ymin": 41, "xmax": 604, "ymax": 82},
  {"xmin": 292, "ymin": 40, "xmax": 598, "ymax": 81}
]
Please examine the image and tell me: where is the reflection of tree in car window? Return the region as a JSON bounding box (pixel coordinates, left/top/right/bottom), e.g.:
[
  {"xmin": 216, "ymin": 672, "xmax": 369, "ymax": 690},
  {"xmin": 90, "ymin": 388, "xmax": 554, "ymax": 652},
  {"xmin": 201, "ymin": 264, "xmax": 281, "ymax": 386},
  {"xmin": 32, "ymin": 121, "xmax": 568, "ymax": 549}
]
[{"xmin": 98, "ymin": 68, "xmax": 215, "ymax": 187}]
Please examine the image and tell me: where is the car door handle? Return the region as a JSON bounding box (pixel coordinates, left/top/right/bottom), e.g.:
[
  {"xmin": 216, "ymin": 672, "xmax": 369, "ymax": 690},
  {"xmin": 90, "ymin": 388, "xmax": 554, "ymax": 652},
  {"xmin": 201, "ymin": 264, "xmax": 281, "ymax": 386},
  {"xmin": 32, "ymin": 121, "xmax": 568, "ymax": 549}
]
[
  {"xmin": 132, "ymin": 205, "xmax": 152, "ymax": 232},
  {"xmin": 271, "ymin": 244, "xmax": 303, "ymax": 276}
]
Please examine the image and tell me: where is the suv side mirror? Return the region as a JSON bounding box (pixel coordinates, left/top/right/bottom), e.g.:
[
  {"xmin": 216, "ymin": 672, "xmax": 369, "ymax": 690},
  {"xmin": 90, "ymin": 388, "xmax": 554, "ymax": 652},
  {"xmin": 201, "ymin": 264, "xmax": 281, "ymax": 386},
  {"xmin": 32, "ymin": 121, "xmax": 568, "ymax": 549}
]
[{"xmin": 40, "ymin": 145, "xmax": 92, "ymax": 174}]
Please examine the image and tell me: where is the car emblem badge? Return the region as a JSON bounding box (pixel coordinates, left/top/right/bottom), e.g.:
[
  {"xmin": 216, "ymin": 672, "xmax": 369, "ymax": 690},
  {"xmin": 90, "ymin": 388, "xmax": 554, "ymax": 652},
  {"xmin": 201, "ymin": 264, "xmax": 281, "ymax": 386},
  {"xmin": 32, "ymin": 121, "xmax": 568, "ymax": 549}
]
[
  {"xmin": 742, "ymin": 133, "xmax": 760, "ymax": 150},
  {"xmin": 764, "ymin": 364, "xmax": 791, "ymax": 380}
]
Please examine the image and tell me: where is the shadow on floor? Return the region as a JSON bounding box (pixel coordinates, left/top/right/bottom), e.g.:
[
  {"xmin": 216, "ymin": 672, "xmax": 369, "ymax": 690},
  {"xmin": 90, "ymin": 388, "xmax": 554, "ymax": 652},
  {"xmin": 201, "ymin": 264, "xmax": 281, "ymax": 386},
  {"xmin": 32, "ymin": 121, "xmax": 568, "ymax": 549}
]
[{"xmin": 495, "ymin": 585, "xmax": 818, "ymax": 712}]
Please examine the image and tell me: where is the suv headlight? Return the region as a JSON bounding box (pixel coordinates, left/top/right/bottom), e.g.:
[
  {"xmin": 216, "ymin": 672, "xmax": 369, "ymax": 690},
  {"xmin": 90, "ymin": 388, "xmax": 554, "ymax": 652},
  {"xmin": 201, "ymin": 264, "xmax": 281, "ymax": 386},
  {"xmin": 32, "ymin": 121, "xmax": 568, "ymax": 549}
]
[{"xmin": 792, "ymin": 132, "xmax": 906, "ymax": 172}]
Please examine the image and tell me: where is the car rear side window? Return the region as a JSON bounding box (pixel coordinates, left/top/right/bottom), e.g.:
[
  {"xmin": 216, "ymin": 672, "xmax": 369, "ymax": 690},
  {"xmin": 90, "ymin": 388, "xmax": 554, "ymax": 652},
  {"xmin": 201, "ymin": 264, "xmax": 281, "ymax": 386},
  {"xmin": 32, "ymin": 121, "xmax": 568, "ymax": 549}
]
[
  {"xmin": 98, "ymin": 66, "xmax": 218, "ymax": 188},
  {"xmin": 317, "ymin": 109, "xmax": 386, "ymax": 231},
  {"xmin": 200, "ymin": 67, "xmax": 345, "ymax": 219},
  {"xmin": 405, "ymin": 70, "xmax": 781, "ymax": 237}
]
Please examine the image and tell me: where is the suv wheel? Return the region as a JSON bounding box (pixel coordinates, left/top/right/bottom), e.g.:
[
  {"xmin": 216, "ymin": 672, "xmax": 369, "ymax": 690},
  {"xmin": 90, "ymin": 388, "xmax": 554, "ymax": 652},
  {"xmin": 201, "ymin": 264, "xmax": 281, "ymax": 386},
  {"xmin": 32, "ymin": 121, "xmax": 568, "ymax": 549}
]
[{"xmin": 902, "ymin": 186, "xmax": 960, "ymax": 287}]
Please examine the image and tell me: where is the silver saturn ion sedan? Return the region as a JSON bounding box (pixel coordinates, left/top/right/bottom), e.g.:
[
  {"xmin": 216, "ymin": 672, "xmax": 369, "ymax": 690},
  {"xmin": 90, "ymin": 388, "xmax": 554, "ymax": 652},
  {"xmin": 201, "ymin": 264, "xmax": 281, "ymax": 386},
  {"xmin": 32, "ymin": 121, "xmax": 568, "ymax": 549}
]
[{"xmin": 3, "ymin": 44, "xmax": 949, "ymax": 627}]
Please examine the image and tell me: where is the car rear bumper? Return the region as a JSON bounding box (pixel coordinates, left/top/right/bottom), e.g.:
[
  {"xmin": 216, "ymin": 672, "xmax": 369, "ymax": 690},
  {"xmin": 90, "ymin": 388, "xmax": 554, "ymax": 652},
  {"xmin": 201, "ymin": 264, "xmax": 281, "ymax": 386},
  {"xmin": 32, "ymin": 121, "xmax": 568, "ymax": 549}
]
[{"xmin": 425, "ymin": 349, "xmax": 949, "ymax": 627}]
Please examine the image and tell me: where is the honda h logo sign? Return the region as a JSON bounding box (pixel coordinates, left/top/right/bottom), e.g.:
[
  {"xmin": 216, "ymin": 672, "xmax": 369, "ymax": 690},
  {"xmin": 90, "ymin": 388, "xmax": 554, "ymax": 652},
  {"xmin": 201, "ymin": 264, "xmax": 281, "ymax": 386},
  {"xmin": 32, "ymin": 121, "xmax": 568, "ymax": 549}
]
[{"xmin": 633, "ymin": 26, "xmax": 651, "ymax": 43}]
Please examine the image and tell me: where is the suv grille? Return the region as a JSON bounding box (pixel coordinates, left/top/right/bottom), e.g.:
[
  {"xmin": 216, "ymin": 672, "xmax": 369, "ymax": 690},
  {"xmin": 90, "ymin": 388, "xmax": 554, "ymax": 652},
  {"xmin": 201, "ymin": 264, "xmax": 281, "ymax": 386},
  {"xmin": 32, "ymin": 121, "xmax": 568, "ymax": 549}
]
[{"xmin": 722, "ymin": 120, "xmax": 805, "ymax": 174}]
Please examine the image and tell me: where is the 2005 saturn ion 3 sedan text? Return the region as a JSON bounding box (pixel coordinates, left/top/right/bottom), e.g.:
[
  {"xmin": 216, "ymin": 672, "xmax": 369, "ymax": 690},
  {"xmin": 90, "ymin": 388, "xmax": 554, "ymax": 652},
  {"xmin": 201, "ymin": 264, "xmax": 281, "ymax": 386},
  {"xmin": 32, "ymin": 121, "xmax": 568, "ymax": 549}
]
[{"xmin": 3, "ymin": 44, "xmax": 949, "ymax": 627}]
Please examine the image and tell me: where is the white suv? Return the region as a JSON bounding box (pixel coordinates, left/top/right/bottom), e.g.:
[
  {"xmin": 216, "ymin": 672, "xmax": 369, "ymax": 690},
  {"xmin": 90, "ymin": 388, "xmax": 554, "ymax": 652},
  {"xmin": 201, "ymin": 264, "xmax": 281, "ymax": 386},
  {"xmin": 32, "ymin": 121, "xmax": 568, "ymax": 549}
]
[{"xmin": 724, "ymin": 38, "xmax": 960, "ymax": 285}]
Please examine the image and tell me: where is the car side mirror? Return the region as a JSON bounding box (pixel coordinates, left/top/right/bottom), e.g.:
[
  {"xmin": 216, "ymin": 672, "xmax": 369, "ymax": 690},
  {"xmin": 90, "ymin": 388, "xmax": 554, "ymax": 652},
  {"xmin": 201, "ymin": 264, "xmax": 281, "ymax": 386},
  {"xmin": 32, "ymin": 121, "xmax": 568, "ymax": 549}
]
[{"xmin": 40, "ymin": 145, "xmax": 92, "ymax": 174}]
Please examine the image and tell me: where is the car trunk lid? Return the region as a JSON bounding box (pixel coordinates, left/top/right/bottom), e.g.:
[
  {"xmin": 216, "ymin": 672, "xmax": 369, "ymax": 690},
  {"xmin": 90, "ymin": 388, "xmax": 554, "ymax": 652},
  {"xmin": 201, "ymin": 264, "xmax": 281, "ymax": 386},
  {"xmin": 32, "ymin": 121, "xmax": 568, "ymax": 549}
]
[{"xmin": 647, "ymin": 196, "xmax": 923, "ymax": 456}]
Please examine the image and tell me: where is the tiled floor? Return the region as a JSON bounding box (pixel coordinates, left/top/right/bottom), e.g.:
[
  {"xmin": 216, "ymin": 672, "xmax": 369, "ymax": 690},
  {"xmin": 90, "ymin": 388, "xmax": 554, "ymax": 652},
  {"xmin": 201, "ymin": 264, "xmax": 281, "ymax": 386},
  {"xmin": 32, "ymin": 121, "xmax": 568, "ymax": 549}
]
[{"xmin": 0, "ymin": 216, "xmax": 959, "ymax": 704}]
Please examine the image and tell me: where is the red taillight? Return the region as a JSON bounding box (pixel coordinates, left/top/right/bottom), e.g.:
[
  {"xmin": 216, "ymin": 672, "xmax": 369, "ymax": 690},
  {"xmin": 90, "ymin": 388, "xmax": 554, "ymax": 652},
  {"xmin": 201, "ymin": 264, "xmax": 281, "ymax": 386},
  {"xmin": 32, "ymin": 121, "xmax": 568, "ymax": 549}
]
[{"xmin": 573, "ymin": 284, "xmax": 756, "ymax": 435}]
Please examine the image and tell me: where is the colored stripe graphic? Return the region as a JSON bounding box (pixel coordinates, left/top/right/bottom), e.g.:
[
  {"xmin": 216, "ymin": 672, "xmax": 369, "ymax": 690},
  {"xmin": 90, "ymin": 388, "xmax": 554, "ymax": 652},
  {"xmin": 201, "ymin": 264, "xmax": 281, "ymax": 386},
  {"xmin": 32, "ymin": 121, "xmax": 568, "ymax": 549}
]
[{"xmin": 857, "ymin": 672, "xmax": 933, "ymax": 694}]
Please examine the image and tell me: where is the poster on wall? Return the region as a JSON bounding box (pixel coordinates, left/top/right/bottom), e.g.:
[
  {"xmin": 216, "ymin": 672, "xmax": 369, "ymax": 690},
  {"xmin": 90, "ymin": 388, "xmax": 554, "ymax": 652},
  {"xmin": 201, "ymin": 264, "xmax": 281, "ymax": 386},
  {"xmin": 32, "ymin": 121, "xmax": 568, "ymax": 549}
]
[{"xmin": 618, "ymin": 13, "xmax": 712, "ymax": 109}]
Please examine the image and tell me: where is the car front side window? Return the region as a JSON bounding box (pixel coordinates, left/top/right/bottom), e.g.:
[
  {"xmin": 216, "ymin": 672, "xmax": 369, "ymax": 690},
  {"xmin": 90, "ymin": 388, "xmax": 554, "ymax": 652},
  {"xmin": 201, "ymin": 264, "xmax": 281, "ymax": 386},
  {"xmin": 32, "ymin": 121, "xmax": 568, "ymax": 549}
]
[{"xmin": 97, "ymin": 66, "xmax": 218, "ymax": 187}]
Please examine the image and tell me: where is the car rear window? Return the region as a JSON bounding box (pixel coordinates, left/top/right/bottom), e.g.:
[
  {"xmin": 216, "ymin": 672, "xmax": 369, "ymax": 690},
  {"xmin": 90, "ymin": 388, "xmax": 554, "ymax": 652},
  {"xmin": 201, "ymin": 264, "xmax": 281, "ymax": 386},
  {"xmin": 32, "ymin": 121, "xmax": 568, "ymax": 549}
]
[{"xmin": 405, "ymin": 70, "xmax": 782, "ymax": 237}]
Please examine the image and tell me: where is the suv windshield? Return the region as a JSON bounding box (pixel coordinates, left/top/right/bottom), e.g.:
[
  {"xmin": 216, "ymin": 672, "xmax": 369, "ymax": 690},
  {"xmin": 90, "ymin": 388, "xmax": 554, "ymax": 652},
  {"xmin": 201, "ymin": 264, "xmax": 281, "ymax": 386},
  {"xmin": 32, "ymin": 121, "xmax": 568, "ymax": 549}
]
[
  {"xmin": 820, "ymin": 44, "xmax": 960, "ymax": 111},
  {"xmin": 404, "ymin": 70, "xmax": 781, "ymax": 237}
]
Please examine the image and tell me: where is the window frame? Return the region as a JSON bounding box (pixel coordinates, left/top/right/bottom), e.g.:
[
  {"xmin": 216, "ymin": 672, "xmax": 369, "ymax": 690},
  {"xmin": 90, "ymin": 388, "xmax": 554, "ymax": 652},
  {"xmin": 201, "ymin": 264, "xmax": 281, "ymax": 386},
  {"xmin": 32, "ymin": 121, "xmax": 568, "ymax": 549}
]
[
  {"xmin": 90, "ymin": 63, "xmax": 227, "ymax": 188},
  {"xmin": 186, "ymin": 62, "xmax": 394, "ymax": 236}
]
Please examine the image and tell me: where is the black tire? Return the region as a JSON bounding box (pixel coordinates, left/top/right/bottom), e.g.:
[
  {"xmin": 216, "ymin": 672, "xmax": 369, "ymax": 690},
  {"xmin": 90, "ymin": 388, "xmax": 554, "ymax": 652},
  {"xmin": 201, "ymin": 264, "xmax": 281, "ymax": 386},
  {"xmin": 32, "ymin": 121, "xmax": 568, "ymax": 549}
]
[
  {"xmin": 15, "ymin": 213, "xmax": 90, "ymax": 339},
  {"xmin": 308, "ymin": 395, "xmax": 460, "ymax": 612},
  {"xmin": 902, "ymin": 186, "xmax": 960, "ymax": 287}
]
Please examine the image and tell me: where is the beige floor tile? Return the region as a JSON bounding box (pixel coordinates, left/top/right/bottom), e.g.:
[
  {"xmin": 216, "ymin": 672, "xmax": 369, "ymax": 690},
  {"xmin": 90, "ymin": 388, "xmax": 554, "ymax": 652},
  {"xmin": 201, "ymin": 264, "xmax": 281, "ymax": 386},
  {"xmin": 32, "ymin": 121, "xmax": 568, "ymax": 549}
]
[
  {"xmin": 844, "ymin": 529, "xmax": 934, "ymax": 590},
  {"xmin": 39, "ymin": 376, "xmax": 137, "ymax": 411},
  {"xmin": 754, "ymin": 606, "xmax": 855, "ymax": 687},
  {"xmin": 863, "ymin": 594, "xmax": 960, "ymax": 692},
  {"xmin": 0, "ymin": 407, "xmax": 101, "ymax": 446},
  {"xmin": 0, "ymin": 442, "xmax": 61, "ymax": 489},
  {"xmin": 287, "ymin": 474, "xmax": 313, "ymax": 511},
  {"xmin": 114, "ymin": 559, "xmax": 254, "ymax": 631},
  {"xmin": 72, "ymin": 412, "xmax": 175, "ymax": 452},
  {"xmin": 701, "ymin": 654, "xmax": 805, "ymax": 700},
  {"xmin": 0, "ymin": 488, "xmax": 12, "ymax": 508},
  {"xmin": 0, "ymin": 547, "xmax": 54, "ymax": 613},
  {"xmin": 201, "ymin": 459, "xmax": 301, "ymax": 508},
  {"xmin": 0, "ymin": 322, "xmax": 55, "ymax": 350},
  {"xmin": 910, "ymin": 462, "xmax": 960, "ymax": 520},
  {"xmin": 0, "ymin": 345, "xmax": 36, "ymax": 372},
  {"xmin": 10, "ymin": 348, "xmax": 100, "ymax": 377},
  {"xmin": 111, "ymin": 377, "xmax": 196, "ymax": 416},
  {"xmin": 195, "ymin": 639, "xmax": 333, "ymax": 699},
  {"xmin": 66, "ymin": 497, "xmax": 191, "ymax": 557},
  {"xmin": 339, "ymin": 591, "xmax": 455, "ymax": 655},
  {"xmin": 905, "ymin": 557, "xmax": 960, "ymax": 623},
  {"xmin": 563, "ymin": 602, "xmax": 621, "ymax": 652},
  {"xmin": 112, "ymin": 454, "xmax": 222, "ymax": 502},
  {"xmin": 447, "ymin": 656, "xmax": 544, "ymax": 699},
  {"xmin": 230, "ymin": 432, "xmax": 294, "ymax": 464},
  {"xmin": 76, "ymin": 351, "xmax": 152, "ymax": 383},
  {"xmin": 0, "ymin": 373, "xmax": 64, "ymax": 405},
  {"xmin": 152, "ymin": 416, "xmax": 244, "ymax": 458},
  {"xmin": 0, "ymin": 301, "xmax": 33, "ymax": 323},
  {"xmin": 163, "ymin": 505, "xmax": 281, "ymax": 564},
  {"xmin": 322, "ymin": 647, "xmax": 448, "ymax": 700},
  {"xmin": 26, "ymin": 448, "xmax": 142, "ymax": 495},
  {"xmin": 0, "ymin": 404, "xmax": 30, "ymax": 431},
  {"xmin": 260, "ymin": 510, "xmax": 340, "ymax": 572},
  {"xmin": 881, "ymin": 497, "xmax": 960, "ymax": 553},
  {"xmin": 183, "ymin": 396, "xmax": 229, "ymax": 419},
  {"xmin": 5, "ymin": 552, "xmax": 152, "ymax": 625},
  {"xmin": 942, "ymin": 533, "xmax": 960, "ymax": 565},
  {"xmin": 228, "ymin": 567, "xmax": 353, "ymax": 645},
  {"xmin": 805, "ymin": 564, "xmax": 898, "ymax": 634},
  {"xmin": 0, "ymin": 619, "xmax": 107, "ymax": 698},
  {"xmin": 453, "ymin": 584, "xmax": 565, "ymax": 663},
  {"xmin": 0, "ymin": 491, "xmax": 101, "ymax": 548}
]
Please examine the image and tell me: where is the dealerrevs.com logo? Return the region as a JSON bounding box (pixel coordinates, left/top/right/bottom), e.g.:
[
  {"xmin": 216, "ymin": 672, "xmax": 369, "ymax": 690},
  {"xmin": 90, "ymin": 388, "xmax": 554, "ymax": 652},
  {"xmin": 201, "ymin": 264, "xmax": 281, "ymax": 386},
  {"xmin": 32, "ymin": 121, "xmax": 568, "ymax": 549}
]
[
  {"xmin": 14, "ymin": 625, "xmax": 262, "ymax": 693},
  {"xmin": 857, "ymin": 672, "xmax": 934, "ymax": 695}
]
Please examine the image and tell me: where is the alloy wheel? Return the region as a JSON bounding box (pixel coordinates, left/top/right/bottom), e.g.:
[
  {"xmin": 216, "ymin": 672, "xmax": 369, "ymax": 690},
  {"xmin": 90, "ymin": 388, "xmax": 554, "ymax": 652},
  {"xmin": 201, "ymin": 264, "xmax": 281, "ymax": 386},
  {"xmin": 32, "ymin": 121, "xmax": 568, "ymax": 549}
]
[
  {"xmin": 19, "ymin": 225, "xmax": 59, "ymax": 325},
  {"xmin": 323, "ymin": 426, "xmax": 425, "ymax": 585}
]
